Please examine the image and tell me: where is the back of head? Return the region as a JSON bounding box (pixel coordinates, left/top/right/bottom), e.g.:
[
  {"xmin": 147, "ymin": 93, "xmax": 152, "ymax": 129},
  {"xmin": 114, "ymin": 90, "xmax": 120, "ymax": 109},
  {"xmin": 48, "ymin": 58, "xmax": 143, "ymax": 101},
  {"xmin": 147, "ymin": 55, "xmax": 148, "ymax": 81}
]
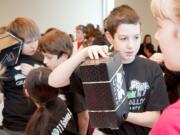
[
  {"xmin": 25, "ymin": 67, "xmax": 59, "ymax": 135},
  {"xmin": 106, "ymin": 5, "xmax": 141, "ymax": 37},
  {"xmin": 151, "ymin": 0, "xmax": 180, "ymax": 25},
  {"xmin": 39, "ymin": 28, "xmax": 73, "ymax": 58},
  {"xmin": 44, "ymin": 27, "xmax": 56, "ymax": 34},
  {"xmin": 86, "ymin": 23, "xmax": 95, "ymax": 30},
  {"xmin": 6, "ymin": 17, "xmax": 40, "ymax": 42},
  {"xmin": 86, "ymin": 23, "xmax": 95, "ymax": 36},
  {"xmin": 25, "ymin": 67, "xmax": 59, "ymax": 104}
]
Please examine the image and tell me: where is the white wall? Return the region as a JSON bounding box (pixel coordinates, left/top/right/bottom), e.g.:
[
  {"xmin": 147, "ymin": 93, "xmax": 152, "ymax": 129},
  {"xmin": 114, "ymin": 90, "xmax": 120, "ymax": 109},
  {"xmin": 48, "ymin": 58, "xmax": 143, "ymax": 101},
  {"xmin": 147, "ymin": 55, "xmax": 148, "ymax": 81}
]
[
  {"xmin": 115, "ymin": 0, "xmax": 158, "ymax": 49},
  {"xmin": 0, "ymin": 0, "xmax": 103, "ymax": 34},
  {"xmin": 102, "ymin": 0, "xmax": 115, "ymax": 19},
  {"xmin": 0, "ymin": 0, "xmax": 158, "ymax": 48}
]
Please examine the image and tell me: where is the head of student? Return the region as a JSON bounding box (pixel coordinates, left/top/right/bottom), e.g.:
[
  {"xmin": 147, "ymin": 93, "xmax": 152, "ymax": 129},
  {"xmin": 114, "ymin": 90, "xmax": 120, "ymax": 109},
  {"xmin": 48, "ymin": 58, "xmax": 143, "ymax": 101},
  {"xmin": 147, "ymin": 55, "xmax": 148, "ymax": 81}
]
[
  {"xmin": 24, "ymin": 67, "xmax": 59, "ymax": 135},
  {"xmin": 6, "ymin": 17, "xmax": 40, "ymax": 56},
  {"xmin": 75, "ymin": 25, "xmax": 88, "ymax": 43},
  {"xmin": 151, "ymin": 0, "xmax": 180, "ymax": 71},
  {"xmin": 143, "ymin": 34, "xmax": 152, "ymax": 44},
  {"xmin": 39, "ymin": 28, "xmax": 73, "ymax": 70},
  {"xmin": 105, "ymin": 5, "xmax": 141, "ymax": 64}
]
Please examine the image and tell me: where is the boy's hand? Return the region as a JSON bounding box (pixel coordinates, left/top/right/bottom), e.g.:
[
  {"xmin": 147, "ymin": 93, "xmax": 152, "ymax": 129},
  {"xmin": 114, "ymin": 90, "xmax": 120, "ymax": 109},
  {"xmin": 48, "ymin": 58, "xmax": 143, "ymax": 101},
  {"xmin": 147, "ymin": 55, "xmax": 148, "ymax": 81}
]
[
  {"xmin": 87, "ymin": 45, "xmax": 109, "ymax": 59},
  {"xmin": 21, "ymin": 63, "xmax": 34, "ymax": 76},
  {"xmin": 21, "ymin": 63, "xmax": 42, "ymax": 76},
  {"xmin": 149, "ymin": 53, "xmax": 164, "ymax": 64}
]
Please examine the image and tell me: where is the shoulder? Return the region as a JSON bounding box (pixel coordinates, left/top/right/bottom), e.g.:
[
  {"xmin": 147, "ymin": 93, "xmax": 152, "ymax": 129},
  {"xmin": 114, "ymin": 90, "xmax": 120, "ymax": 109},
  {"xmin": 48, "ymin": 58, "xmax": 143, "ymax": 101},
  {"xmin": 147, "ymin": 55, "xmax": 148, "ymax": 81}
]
[
  {"xmin": 136, "ymin": 56, "xmax": 159, "ymax": 65},
  {"xmin": 151, "ymin": 100, "xmax": 180, "ymax": 134},
  {"xmin": 70, "ymin": 68, "xmax": 81, "ymax": 82},
  {"xmin": 48, "ymin": 98, "xmax": 68, "ymax": 117},
  {"xmin": 127, "ymin": 57, "xmax": 162, "ymax": 71},
  {"xmin": 124, "ymin": 57, "xmax": 163, "ymax": 79},
  {"xmin": 141, "ymin": 57, "xmax": 164, "ymax": 76},
  {"xmin": 156, "ymin": 100, "xmax": 180, "ymax": 124},
  {"xmin": 163, "ymin": 100, "xmax": 180, "ymax": 116}
]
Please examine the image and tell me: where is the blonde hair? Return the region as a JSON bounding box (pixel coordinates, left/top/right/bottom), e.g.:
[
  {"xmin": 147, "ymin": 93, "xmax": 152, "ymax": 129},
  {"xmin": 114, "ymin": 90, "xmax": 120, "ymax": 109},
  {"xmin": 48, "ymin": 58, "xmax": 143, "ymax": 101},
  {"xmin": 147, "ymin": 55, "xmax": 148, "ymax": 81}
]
[
  {"xmin": 151, "ymin": 0, "xmax": 180, "ymax": 24},
  {"xmin": 7, "ymin": 17, "xmax": 40, "ymax": 42}
]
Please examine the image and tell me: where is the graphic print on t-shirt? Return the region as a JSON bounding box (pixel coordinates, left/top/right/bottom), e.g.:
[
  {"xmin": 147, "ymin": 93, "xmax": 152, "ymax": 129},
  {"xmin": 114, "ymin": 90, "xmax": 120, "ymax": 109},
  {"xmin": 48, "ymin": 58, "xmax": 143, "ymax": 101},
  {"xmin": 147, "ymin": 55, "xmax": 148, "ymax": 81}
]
[
  {"xmin": 127, "ymin": 80, "xmax": 150, "ymax": 111},
  {"xmin": 51, "ymin": 108, "xmax": 73, "ymax": 135},
  {"xmin": 112, "ymin": 72, "xmax": 126, "ymax": 106},
  {"xmin": 14, "ymin": 65, "xmax": 26, "ymax": 86}
]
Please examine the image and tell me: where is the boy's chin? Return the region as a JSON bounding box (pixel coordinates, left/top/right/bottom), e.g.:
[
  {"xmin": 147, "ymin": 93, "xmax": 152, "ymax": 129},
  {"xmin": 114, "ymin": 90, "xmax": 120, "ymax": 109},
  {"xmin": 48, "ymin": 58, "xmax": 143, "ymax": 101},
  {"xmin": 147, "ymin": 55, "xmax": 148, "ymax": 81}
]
[
  {"xmin": 23, "ymin": 51, "xmax": 36, "ymax": 56},
  {"xmin": 24, "ymin": 52, "xmax": 35, "ymax": 56},
  {"xmin": 45, "ymin": 65, "xmax": 51, "ymax": 69},
  {"xmin": 122, "ymin": 57, "xmax": 135, "ymax": 64}
]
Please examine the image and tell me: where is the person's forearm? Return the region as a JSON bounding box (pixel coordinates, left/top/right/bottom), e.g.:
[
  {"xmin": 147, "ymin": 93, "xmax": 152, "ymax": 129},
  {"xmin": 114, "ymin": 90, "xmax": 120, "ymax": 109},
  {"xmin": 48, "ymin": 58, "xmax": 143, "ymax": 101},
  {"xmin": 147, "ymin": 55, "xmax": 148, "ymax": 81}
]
[
  {"xmin": 78, "ymin": 120, "xmax": 89, "ymax": 135},
  {"xmin": 78, "ymin": 111, "xmax": 89, "ymax": 135},
  {"xmin": 48, "ymin": 45, "xmax": 108, "ymax": 88},
  {"xmin": 48, "ymin": 48, "xmax": 87, "ymax": 88},
  {"xmin": 126, "ymin": 111, "xmax": 160, "ymax": 128}
]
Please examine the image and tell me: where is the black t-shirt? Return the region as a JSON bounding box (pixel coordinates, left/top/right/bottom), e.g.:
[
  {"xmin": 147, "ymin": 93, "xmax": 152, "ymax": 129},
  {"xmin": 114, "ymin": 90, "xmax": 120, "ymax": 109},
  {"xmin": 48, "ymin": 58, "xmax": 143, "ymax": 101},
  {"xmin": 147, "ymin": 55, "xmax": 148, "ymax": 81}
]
[
  {"xmin": 2, "ymin": 55, "xmax": 42, "ymax": 131},
  {"xmin": 70, "ymin": 69, "xmax": 87, "ymax": 113},
  {"xmin": 58, "ymin": 68, "xmax": 87, "ymax": 131},
  {"xmin": 100, "ymin": 57, "xmax": 169, "ymax": 135},
  {"xmin": 59, "ymin": 85, "xmax": 74, "ymax": 112},
  {"xmin": 48, "ymin": 98, "xmax": 78, "ymax": 135},
  {"xmin": 59, "ymin": 71, "xmax": 86, "ymax": 114}
]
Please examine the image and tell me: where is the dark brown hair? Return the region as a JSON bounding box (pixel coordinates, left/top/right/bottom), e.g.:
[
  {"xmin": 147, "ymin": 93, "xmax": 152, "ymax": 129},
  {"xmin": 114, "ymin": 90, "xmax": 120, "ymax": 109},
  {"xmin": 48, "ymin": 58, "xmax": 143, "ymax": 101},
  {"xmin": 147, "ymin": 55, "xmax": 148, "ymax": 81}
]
[
  {"xmin": 25, "ymin": 67, "xmax": 59, "ymax": 135},
  {"xmin": 143, "ymin": 34, "xmax": 151, "ymax": 44},
  {"xmin": 39, "ymin": 28, "xmax": 73, "ymax": 58},
  {"xmin": 106, "ymin": 5, "xmax": 141, "ymax": 37}
]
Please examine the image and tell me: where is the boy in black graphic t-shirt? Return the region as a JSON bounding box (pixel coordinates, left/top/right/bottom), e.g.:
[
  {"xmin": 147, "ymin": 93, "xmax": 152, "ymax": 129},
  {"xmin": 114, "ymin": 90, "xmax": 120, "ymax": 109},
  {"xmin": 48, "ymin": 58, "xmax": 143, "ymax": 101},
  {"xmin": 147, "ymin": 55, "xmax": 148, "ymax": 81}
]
[
  {"xmin": 1, "ymin": 17, "xmax": 42, "ymax": 135},
  {"xmin": 39, "ymin": 28, "xmax": 89, "ymax": 135},
  {"xmin": 47, "ymin": 6, "xmax": 169, "ymax": 135},
  {"xmin": 98, "ymin": 5, "xmax": 169, "ymax": 135}
]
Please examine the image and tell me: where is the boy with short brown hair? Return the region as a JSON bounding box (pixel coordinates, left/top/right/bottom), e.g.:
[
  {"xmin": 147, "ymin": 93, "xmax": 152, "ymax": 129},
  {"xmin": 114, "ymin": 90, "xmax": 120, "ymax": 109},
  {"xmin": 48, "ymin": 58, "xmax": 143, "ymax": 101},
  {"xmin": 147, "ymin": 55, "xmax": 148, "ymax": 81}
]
[
  {"xmin": 98, "ymin": 5, "xmax": 169, "ymax": 135},
  {"xmin": 39, "ymin": 28, "xmax": 89, "ymax": 135}
]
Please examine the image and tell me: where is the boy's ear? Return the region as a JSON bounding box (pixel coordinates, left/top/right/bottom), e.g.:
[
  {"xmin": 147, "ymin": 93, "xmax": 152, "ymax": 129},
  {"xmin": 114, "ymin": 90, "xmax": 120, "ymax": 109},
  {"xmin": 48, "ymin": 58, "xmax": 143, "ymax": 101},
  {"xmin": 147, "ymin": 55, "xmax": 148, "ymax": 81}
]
[
  {"xmin": 62, "ymin": 53, "xmax": 69, "ymax": 59},
  {"xmin": 105, "ymin": 31, "xmax": 114, "ymax": 45}
]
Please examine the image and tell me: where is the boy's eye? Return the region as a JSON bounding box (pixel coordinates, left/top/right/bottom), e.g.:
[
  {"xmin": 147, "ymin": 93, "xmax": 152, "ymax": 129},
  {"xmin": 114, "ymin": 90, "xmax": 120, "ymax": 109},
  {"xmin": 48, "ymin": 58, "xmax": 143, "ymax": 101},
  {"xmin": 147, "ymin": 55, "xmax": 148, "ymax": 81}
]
[
  {"xmin": 134, "ymin": 36, "xmax": 140, "ymax": 40},
  {"xmin": 25, "ymin": 39, "xmax": 37, "ymax": 44},
  {"xmin": 120, "ymin": 37, "xmax": 127, "ymax": 41}
]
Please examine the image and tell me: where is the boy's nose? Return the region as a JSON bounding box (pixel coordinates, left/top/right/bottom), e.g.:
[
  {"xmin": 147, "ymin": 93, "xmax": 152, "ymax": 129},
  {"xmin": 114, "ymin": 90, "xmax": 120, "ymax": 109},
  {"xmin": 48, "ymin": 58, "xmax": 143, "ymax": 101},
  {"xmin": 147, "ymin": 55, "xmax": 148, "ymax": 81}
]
[{"xmin": 127, "ymin": 40, "xmax": 133, "ymax": 49}]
